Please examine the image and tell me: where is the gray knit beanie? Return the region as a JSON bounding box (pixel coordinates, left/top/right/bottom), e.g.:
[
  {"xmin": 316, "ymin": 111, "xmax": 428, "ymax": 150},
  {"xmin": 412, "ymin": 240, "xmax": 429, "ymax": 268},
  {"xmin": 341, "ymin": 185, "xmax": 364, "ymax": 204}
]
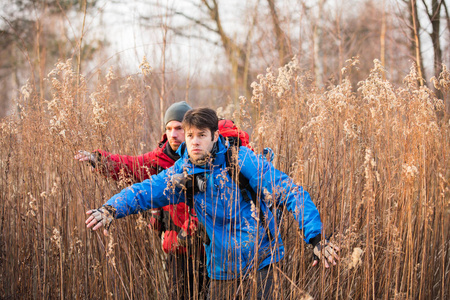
[{"xmin": 163, "ymin": 101, "xmax": 192, "ymax": 125}]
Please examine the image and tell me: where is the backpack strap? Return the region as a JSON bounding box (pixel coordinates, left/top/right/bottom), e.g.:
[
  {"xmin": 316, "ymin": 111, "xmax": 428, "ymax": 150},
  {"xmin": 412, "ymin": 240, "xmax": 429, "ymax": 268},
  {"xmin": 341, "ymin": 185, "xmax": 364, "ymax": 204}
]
[
  {"xmin": 181, "ymin": 173, "xmax": 211, "ymax": 245},
  {"xmin": 224, "ymin": 143, "xmax": 274, "ymax": 241}
]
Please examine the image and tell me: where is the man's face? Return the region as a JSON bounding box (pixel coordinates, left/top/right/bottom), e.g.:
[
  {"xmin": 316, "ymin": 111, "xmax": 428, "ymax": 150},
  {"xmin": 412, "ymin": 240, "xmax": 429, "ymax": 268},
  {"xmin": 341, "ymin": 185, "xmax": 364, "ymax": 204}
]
[
  {"xmin": 185, "ymin": 126, "xmax": 219, "ymax": 164},
  {"xmin": 166, "ymin": 121, "xmax": 185, "ymax": 151}
]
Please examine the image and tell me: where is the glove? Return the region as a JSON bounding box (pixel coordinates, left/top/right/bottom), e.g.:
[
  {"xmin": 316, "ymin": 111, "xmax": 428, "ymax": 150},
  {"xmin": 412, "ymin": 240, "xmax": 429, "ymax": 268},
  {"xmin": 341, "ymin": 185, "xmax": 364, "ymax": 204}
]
[
  {"xmin": 176, "ymin": 229, "xmax": 188, "ymax": 247},
  {"xmin": 171, "ymin": 172, "xmax": 193, "ymax": 190},
  {"xmin": 312, "ymin": 239, "xmax": 340, "ymax": 268},
  {"xmin": 86, "ymin": 205, "xmax": 116, "ymax": 235},
  {"xmin": 171, "ymin": 171, "xmax": 208, "ymax": 193},
  {"xmin": 75, "ymin": 150, "xmax": 100, "ymax": 168}
]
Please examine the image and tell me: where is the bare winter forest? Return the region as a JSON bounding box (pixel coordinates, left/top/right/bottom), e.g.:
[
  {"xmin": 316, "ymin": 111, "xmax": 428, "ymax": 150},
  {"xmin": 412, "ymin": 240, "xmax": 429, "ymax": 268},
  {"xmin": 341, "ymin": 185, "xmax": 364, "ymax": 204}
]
[{"xmin": 0, "ymin": 0, "xmax": 449, "ymax": 299}]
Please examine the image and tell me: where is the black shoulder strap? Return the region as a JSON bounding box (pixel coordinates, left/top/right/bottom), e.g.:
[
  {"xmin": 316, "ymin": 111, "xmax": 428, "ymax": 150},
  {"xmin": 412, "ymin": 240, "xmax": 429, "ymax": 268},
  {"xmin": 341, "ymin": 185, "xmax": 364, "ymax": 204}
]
[
  {"xmin": 184, "ymin": 175, "xmax": 196, "ymax": 209},
  {"xmin": 225, "ymin": 146, "xmax": 255, "ymax": 201},
  {"xmin": 225, "ymin": 145, "xmax": 273, "ymax": 240}
]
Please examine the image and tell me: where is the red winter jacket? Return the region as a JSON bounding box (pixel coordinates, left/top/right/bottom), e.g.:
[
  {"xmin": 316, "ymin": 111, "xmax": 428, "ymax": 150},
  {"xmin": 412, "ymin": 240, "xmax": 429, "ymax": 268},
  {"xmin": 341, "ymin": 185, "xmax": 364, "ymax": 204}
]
[
  {"xmin": 94, "ymin": 134, "xmax": 197, "ymax": 253},
  {"xmin": 95, "ymin": 134, "xmax": 174, "ymax": 182}
]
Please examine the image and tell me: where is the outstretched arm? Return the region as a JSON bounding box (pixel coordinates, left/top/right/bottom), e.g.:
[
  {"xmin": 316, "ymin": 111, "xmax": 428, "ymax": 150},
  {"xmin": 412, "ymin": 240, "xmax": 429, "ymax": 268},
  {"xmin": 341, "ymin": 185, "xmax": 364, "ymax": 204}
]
[
  {"xmin": 88, "ymin": 149, "xmax": 160, "ymax": 182},
  {"xmin": 85, "ymin": 167, "xmax": 185, "ymax": 233},
  {"xmin": 74, "ymin": 139, "xmax": 170, "ymax": 182},
  {"xmin": 239, "ymin": 148, "xmax": 322, "ymax": 242},
  {"xmin": 239, "ymin": 147, "xmax": 339, "ymax": 267}
]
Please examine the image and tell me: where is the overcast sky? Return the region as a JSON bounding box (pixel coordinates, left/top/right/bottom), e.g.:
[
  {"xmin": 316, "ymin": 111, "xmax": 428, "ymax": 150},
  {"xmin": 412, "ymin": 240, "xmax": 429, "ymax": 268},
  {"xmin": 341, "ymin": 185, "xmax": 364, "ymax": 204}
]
[{"xmin": 1, "ymin": 0, "xmax": 446, "ymax": 81}]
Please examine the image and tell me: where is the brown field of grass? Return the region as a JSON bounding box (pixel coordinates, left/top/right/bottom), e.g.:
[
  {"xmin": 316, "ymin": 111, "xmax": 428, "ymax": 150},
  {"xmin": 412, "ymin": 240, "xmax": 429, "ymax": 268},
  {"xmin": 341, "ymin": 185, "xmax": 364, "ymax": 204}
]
[{"xmin": 0, "ymin": 58, "xmax": 449, "ymax": 299}]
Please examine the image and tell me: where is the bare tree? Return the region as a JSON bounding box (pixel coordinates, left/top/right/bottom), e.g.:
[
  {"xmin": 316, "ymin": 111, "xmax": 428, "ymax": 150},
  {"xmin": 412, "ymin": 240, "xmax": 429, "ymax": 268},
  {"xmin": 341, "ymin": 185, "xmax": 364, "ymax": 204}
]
[
  {"xmin": 421, "ymin": 0, "xmax": 447, "ymax": 97},
  {"xmin": 381, "ymin": 0, "xmax": 387, "ymax": 80},
  {"xmin": 313, "ymin": 0, "xmax": 326, "ymax": 86},
  {"xmin": 0, "ymin": 0, "xmax": 102, "ymax": 117},
  {"xmin": 267, "ymin": 0, "xmax": 293, "ymax": 66},
  {"xmin": 402, "ymin": 0, "xmax": 426, "ymax": 85}
]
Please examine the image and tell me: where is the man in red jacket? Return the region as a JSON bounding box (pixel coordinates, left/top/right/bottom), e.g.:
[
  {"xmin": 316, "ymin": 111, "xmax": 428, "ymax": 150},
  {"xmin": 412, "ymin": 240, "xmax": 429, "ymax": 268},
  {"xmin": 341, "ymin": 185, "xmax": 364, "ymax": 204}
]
[{"xmin": 75, "ymin": 101, "xmax": 206, "ymax": 299}]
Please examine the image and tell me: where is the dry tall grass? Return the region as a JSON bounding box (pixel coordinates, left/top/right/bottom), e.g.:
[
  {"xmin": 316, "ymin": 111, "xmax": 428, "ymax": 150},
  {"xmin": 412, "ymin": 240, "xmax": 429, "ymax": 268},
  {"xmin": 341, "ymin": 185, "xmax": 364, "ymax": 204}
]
[{"xmin": 1, "ymin": 57, "xmax": 449, "ymax": 299}]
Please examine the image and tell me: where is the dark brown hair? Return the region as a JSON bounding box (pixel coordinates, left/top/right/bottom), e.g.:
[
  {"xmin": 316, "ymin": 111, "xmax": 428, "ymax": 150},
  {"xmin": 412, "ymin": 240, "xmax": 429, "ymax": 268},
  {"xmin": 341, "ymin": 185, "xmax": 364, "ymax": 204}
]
[{"xmin": 182, "ymin": 108, "xmax": 219, "ymax": 139}]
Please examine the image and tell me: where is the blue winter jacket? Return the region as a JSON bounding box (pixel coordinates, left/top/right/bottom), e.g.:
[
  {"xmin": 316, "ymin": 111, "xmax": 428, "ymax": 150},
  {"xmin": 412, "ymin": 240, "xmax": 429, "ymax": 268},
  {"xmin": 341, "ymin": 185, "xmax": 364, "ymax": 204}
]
[{"xmin": 105, "ymin": 137, "xmax": 323, "ymax": 280}]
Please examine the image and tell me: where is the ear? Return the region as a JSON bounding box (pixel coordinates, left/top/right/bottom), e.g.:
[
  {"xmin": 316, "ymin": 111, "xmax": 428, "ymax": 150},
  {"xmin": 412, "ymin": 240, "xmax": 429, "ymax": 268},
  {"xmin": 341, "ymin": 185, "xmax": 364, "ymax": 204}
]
[{"xmin": 213, "ymin": 130, "xmax": 219, "ymax": 142}]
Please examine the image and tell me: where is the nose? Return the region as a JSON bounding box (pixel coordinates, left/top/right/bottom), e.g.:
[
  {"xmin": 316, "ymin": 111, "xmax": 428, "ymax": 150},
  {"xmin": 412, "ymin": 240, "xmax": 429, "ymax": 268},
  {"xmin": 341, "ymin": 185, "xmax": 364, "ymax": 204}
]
[
  {"xmin": 168, "ymin": 129, "xmax": 177, "ymax": 139},
  {"xmin": 191, "ymin": 136, "xmax": 200, "ymax": 145}
]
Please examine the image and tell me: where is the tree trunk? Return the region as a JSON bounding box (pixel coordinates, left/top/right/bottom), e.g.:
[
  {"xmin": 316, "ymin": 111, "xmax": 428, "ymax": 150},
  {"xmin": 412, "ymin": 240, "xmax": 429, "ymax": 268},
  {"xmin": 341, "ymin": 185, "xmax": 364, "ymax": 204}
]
[
  {"xmin": 427, "ymin": 0, "xmax": 444, "ymax": 98},
  {"xmin": 410, "ymin": 0, "xmax": 425, "ymax": 86},
  {"xmin": 313, "ymin": 0, "xmax": 325, "ymax": 87},
  {"xmin": 201, "ymin": 0, "xmax": 252, "ymax": 95},
  {"xmin": 267, "ymin": 0, "xmax": 292, "ymax": 66},
  {"xmin": 380, "ymin": 0, "xmax": 387, "ymax": 80}
]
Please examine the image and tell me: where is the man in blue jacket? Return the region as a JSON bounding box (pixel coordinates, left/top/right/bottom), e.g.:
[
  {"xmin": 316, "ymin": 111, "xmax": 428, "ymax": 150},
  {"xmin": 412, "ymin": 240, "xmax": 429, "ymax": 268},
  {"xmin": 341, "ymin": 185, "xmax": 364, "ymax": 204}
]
[{"xmin": 86, "ymin": 107, "xmax": 339, "ymax": 299}]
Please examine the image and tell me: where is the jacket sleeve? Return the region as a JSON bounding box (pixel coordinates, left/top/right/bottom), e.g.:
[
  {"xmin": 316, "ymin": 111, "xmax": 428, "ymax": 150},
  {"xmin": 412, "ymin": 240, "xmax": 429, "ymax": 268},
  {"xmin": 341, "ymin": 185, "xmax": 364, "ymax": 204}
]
[
  {"xmin": 95, "ymin": 148, "xmax": 159, "ymax": 182},
  {"xmin": 238, "ymin": 147, "xmax": 322, "ymax": 244},
  {"xmin": 104, "ymin": 167, "xmax": 184, "ymax": 218}
]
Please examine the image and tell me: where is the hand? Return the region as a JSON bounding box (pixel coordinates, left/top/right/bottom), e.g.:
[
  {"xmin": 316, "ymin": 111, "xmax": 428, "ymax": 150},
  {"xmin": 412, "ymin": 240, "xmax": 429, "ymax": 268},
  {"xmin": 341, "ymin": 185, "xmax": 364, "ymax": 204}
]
[
  {"xmin": 75, "ymin": 150, "xmax": 98, "ymax": 168},
  {"xmin": 171, "ymin": 172, "xmax": 193, "ymax": 189},
  {"xmin": 85, "ymin": 207, "xmax": 115, "ymax": 236},
  {"xmin": 312, "ymin": 240, "xmax": 340, "ymax": 268},
  {"xmin": 177, "ymin": 229, "xmax": 188, "ymax": 247}
]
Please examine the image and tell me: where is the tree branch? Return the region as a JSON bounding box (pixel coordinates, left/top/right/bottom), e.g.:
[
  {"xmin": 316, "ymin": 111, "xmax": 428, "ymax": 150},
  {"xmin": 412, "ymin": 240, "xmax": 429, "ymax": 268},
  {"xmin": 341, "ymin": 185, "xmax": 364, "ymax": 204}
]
[
  {"xmin": 170, "ymin": 27, "xmax": 220, "ymax": 46},
  {"xmin": 267, "ymin": 0, "xmax": 292, "ymax": 65},
  {"xmin": 443, "ymin": 0, "xmax": 450, "ymax": 29},
  {"xmin": 421, "ymin": 0, "xmax": 432, "ymax": 19},
  {"xmin": 174, "ymin": 10, "xmax": 218, "ymax": 33}
]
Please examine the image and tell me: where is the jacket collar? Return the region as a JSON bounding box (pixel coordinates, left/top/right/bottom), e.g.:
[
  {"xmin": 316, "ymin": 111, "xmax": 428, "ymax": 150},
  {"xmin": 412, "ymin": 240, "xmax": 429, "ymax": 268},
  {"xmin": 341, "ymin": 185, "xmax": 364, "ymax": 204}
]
[{"xmin": 177, "ymin": 136, "xmax": 227, "ymax": 174}]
